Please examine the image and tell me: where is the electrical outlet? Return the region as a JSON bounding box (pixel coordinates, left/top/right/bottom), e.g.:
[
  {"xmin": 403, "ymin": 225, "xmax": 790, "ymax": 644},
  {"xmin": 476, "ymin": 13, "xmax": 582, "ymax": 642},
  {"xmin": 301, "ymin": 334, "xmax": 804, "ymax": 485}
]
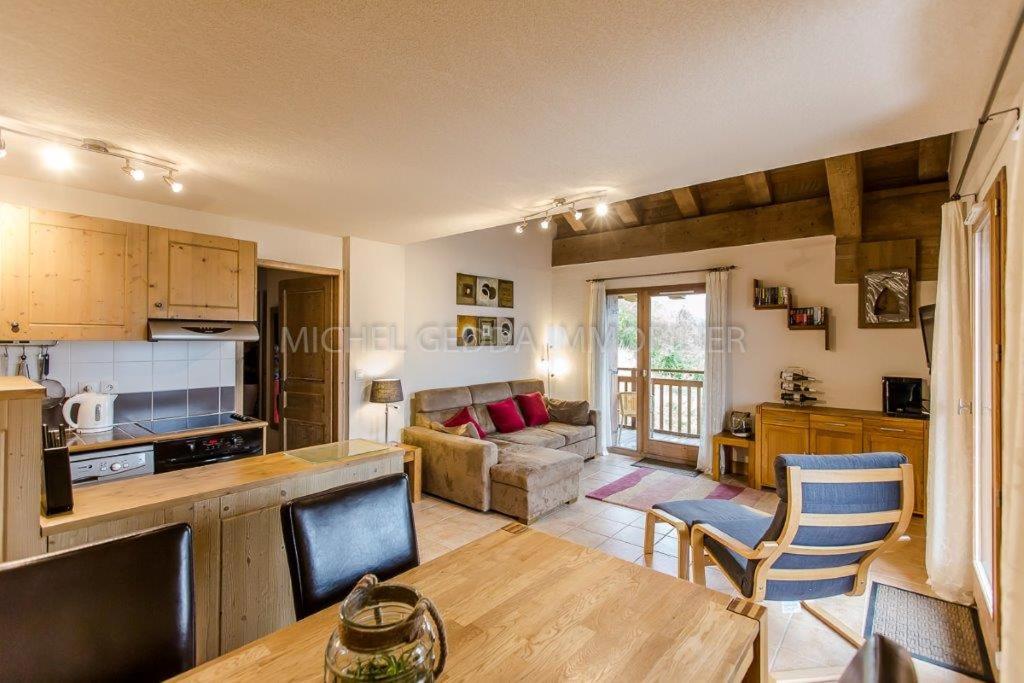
[
  {"xmin": 354, "ymin": 368, "xmax": 365, "ymax": 380},
  {"xmin": 100, "ymin": 381, "xmax": 116, "ymax": 393}
]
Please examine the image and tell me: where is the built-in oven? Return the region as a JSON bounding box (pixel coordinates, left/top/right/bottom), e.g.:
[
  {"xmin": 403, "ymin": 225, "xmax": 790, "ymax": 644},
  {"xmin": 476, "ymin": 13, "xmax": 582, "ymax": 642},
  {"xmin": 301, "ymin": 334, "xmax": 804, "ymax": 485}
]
[
  {"xmin": 153, "ymin": 428, "xmax": 264, "ymax": 473},
  {"xmin": 70, "ymin": 444, "xmax": 154, "ymax": 487}
]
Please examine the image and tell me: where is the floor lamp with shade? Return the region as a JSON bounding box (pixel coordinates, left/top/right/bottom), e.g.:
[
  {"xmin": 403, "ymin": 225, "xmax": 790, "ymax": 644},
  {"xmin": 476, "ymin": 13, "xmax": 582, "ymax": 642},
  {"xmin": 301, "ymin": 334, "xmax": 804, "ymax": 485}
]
[{"xmin": 369, "ymin": 378, "xmax": 403, "ymax": 444}]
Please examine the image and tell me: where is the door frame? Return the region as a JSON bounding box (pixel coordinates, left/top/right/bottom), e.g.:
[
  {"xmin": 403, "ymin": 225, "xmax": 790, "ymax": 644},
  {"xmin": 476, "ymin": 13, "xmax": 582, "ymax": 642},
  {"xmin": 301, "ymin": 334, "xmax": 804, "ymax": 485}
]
[
  {"xmin": 256, "ymin": 259, "xmax": 345, "ymax": 445},
  {"xmin": 970, "ymin": 169, "xmax": 1005, "ymax": 662},
  {"xmin": 607, "ymin": 283, "xmax": 706, "ymax": 463}
]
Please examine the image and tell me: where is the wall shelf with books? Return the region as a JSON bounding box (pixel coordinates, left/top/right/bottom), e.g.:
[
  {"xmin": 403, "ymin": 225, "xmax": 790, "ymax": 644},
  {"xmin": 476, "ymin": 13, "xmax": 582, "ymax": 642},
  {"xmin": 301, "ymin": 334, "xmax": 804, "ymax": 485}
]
[
  {"xmin": 787, "ymin": 306, "xmax": 831, "ymax": 350},
  {"xmin": 752, "ymin": 279, "xmax": 790, "ymax": 309}
]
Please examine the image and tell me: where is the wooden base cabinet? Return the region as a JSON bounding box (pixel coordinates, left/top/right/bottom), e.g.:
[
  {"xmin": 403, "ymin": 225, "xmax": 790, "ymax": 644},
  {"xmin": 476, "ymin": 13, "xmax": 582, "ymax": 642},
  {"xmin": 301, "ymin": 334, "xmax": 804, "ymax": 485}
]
[
  {"xmin": 45, "ymin": 452, "xmax": 403, "ymax": 663},
  {"xmin": 755, "ymin": 403, "xmax": 928, "ymax": 514}
]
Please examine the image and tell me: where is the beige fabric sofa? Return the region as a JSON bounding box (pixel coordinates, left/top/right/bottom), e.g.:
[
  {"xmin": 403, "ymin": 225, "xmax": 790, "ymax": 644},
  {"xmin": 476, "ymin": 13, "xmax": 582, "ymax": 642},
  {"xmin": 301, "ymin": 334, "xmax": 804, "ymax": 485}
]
[{"xmin": 401, "ymin": 379, "xmax": 597, "ymax": 523}]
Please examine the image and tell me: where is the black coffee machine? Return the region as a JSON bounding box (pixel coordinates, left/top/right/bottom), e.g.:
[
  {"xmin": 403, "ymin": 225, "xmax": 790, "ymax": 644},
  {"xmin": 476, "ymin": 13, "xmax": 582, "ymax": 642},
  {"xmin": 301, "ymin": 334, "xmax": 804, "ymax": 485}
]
[{"xmin": 882, "ymin": 377, "xmax": 927, "ymax": 418}]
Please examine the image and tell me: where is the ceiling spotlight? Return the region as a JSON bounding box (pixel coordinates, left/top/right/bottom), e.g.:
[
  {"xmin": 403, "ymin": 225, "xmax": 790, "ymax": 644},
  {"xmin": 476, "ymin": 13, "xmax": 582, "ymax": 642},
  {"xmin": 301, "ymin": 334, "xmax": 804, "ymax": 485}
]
[
  {"xmin": 514, "ymin": 222, "xmax": 526, "ymax": 235},
  {"xmin": 0, "ymin": 132, "xmax": 6, "ymax": 159},
  {"xmin": 41, "ymin": 144, "xmax": 73, "ymax": 171},
  {"xmin": 122, "ymin": 160, "xmax": 145, "ymax": 182},
  {"xmin": 540, "ymin": 216, "xmax": 550, "ymax": 230},
  {"xmin": 573, "ymin": 205, "xmax": 583, "ymax": 220},
  {"xmin": 163, "ymin": 172, "xmax": 184, "ymax": 193},
  {"xmin": 594, "ymin": 200, "xmax": 609, "ymax": 217}
]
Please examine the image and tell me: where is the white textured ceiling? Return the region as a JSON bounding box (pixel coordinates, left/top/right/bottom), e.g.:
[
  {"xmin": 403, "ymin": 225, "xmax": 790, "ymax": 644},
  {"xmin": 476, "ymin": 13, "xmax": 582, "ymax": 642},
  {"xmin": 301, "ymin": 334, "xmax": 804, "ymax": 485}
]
[{"xmin": 0, "ymin": 1, "xmax": 1019, "ymax": 244}]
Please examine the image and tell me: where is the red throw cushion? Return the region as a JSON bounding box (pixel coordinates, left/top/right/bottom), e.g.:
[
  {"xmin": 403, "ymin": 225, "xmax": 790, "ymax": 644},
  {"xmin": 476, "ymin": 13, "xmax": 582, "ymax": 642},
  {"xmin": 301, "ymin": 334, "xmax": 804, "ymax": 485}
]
[
  {"xmin": 486, "ymin": 397, "xmax": 526, "ymax": 433},
  {"xmin": 515, "ymin": 392, "xmax": 550, "ymax": 427},
  {"xmin": 443, "ymin": 407, "xmax": 485, "ymax": 438}
]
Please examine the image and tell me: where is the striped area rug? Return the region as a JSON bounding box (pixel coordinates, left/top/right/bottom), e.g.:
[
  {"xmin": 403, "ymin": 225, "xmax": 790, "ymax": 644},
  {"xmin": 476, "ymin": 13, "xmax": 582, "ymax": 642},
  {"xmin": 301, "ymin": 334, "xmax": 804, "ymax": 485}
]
[{"xmin": 586, "ymin": 467, "xmax": 778, "ymax": 514}]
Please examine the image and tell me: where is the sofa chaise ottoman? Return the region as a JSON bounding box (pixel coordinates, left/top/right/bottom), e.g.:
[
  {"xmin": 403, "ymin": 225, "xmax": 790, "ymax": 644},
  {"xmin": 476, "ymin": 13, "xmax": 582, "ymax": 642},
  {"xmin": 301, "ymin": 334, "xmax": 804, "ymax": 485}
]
[{"xmin": 400, "ymin": 379, "xmax": 598, "ymax": 523}]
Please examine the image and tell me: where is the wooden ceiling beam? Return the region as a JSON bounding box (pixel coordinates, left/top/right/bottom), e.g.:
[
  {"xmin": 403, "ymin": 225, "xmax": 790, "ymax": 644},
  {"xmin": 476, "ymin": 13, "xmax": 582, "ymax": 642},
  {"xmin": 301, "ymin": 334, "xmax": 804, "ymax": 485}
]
[
  {"xmin": 669, "ymin": 186, "xmax": 702, "ymax": 217},
  {"xmin": 562, "ymin": 210, "xmax": 587, "ymax": 232},
  {"xmin": 742, "ymin": 171, "xmax": 773, "ymax": 206},
  {"xmin": 552, "ymin": 197, "xmax": 833, "ymax": 266},
  {"xmin": 824, "ymin": 153, "xmax": 863, "ymax": 243},
  {"xmin": 612, "ymin": 200, "xmax": 642, "ymax": 227},
  {"xmin": 917, "ymin": 135, "xmax": 951, "ymax": 182}
]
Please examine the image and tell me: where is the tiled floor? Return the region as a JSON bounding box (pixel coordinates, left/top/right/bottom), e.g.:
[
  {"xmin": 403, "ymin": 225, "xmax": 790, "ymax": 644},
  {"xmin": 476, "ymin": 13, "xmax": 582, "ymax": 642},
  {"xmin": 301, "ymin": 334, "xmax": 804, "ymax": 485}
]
[{"xmin": 413, "ymin": 451, "xmax": 975, "ymax": 682}]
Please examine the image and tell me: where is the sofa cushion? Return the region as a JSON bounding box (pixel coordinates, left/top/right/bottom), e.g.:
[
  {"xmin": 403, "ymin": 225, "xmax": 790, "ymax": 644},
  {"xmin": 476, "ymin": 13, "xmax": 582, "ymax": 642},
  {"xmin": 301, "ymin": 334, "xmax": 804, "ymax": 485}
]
[
  {"xmin": 508, "ymin": 379, "xmax": 545, "ymax": 396},
  {"xmin": 487, "ymin": 398, "xmax": 526, "ymax": 433},
  {"xmin": 486, "ymin": 427, "xmax": 566, "ymax": 449},
  {"xmin": 444, "ymin": 407, "xmax": 485, "ymax": 439},
  {"xmin": 414, "ymin": 386, "xmax": 472, "ymax": 413},
  {"xmin": 540, "ymin": 421, "xmax": 596, "ymax": 446},
  {"xmin": 428, "ymin": 420, "xmax": 480, "ymax": 439},
  {"xmin": 468, "ymin": 382, "xmax": 512, "ymax": 405},
  {"xmin": 545, "ymin": 398, "xmax": 591, "ymax": 426},
  {"xmin": 490, "ymin": 445, "xmax": 583, "ymax": 490},
  {"xmin": 515, "ymin": 392, "xmax": 550, "ymax": 427}
]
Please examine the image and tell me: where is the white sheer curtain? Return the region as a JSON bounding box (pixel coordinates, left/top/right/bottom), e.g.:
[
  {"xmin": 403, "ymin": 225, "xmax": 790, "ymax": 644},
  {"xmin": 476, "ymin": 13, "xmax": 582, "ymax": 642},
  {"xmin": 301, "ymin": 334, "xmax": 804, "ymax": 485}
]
[
  {"xmin": 698, "ymin": 269, "xmax": 730, "ymax": 472},
  {"xmin": 926, "ymin": 200, "xmax": 974, "ymax": 604},
  {"xmin": 1000, "ymin": 137, "xmax": 1024, "ymax": 680},
  {"xmin": 586, "ymin": 281, "xmax": 613, "ymax": 456}
]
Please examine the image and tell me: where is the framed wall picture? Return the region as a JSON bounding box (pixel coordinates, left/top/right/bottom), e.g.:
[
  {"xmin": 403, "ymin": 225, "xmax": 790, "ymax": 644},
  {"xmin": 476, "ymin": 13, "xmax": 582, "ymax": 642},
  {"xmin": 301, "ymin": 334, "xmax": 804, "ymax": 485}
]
[
  {"xmin": 497, "ymin": 317, "xmax": 514, "ymax": 346},
  {"xmin": 456, "ymin": 315, "xmax": 478, "ymax": 346},
  {"xmin": 498, "ymin": 280, "xmax": 514, "ymax": 308},
  {"xmin": 476, "ymin": 277, "xmax": 499, "ymax": 306},
  {"xmin": 478, "ymin": 316, "xmax": 497, "ymax": 346},
  {"xmin": 859, "ymin": 268, "xmax": 914, "ymax": 328},
  {"xmin": 456, "ymin": 273, "xmax": 477, "ymax": 305}
]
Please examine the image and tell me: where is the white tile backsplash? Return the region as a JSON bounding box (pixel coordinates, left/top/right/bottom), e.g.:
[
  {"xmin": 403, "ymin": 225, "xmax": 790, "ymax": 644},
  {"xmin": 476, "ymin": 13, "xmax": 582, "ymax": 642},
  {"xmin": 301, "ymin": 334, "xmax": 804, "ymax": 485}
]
[
  {"xmin": 70, "ymin": 341, "xmax": 114, "ymax": 364},
  {"xmin": 71, "ymin": 362, "xmax": 113, "ymax": 393},
  {"xmin": 114, "ymin": 361, "xmax": 153, "ymax": 393},
  {"xmin": 153, "ymin": 360, "xmax": 188, "ymax": 391},
  {"xmin": 35, "ymin": 341, "xmax": 236, "ymax": 397},
  {"xmin": 187, "ymin": 359, "xmax": 220, "ymax": 389},
  {"xmin": 152, "ymin": 341, "xmax": 189, "ymax": 361},
  {"xmin": 187, "ymin": 340, "xmax": 221, "ymax": 360},
  {"xmin": 114, "ymin": 341, "xmax": 153, "ymax": 363}
]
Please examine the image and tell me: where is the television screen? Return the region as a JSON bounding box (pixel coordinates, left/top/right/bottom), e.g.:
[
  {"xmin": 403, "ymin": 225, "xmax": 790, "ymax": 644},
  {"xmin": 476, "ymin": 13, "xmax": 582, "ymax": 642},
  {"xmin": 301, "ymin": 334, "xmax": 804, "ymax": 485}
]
[{"xmin": 919, "ymin": 304, "xmax": 935, "ymax": 372}]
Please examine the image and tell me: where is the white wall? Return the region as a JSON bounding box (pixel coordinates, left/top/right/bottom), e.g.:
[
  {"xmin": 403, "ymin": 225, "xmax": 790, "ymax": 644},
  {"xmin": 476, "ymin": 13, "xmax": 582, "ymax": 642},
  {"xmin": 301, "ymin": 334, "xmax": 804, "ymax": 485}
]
[
  {"xmin": 549, "ymin": 235, "xmax": 935, "ymax": 414},
  {"xmin": 346, "ymin": 236, "xmax": 407, "ymax": 441}
]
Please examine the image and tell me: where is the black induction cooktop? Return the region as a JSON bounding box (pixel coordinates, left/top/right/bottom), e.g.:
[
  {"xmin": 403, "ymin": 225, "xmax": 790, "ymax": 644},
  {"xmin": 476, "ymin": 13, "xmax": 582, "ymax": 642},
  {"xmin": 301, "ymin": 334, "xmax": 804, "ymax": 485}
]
[{"xmin": 136, "ymin": 412, "xmax": 259, "ymax": 435}]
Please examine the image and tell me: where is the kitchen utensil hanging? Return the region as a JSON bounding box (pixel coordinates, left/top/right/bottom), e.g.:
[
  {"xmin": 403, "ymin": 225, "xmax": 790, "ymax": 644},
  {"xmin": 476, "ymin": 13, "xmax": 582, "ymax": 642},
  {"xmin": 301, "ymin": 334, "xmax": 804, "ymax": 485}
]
[
  {"xmin": 39, "ymin": 345, "xmax": 66, "ymax": 409},
  {"xmin": 17, "ymin": 349, "xmax": 30, "ymax": 378}
]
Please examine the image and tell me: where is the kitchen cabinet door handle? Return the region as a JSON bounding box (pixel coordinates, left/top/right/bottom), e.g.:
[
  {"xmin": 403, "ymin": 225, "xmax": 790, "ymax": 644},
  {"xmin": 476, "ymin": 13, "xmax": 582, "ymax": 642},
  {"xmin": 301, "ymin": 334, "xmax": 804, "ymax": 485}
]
[
  {"xmin": 878, "ymin": 427, "xmax": 904, "ymax": 432},
  {"xmin": 154, "ymin": 301, "xmax": 164, "ymax": 309},
  {"xmin": 9, "ymin": 321, "xmax": 19, "ymax": 333},
  {"xmin": 827, "ymin": 422, "xmax": 847, "ymax": 427}
]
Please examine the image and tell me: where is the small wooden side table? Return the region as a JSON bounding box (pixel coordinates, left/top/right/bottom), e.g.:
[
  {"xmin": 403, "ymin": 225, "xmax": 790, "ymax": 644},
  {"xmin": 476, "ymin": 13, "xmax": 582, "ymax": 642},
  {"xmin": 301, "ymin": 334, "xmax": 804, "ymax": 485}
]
[
  {"xmin": 394, "ymin": 443, "xmax": 422, "ymax": 502},
  {"xmin": 711, "ymin": 431, "xmax": 754, "ymax": 485}
]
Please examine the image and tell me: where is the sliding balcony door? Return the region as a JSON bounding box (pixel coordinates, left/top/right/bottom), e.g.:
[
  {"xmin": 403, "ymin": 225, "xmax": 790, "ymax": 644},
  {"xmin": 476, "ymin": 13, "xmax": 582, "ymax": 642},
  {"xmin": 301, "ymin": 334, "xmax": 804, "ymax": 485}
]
[{"xmin": 609, "ymin": 285, "xmax": 705, "ymax": 463}]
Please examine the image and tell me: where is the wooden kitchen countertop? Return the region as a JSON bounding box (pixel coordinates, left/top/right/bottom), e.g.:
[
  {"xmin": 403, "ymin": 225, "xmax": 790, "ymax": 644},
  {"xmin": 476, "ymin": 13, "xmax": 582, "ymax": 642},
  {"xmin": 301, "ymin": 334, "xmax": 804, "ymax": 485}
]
[
  {"xmin": 759, "ymin": 402, "xmax": 929, "ymax": 421},
  {"xmin": 0, "ymin": 376, "xmax": 45, "ymax": 399},
  {"xmin": 40, "ymin": 440, "xmax": 402, "ymax": 536},
  {"xmin": 67, "ymin": 419, "xmax": 270, "ymax": 454}
]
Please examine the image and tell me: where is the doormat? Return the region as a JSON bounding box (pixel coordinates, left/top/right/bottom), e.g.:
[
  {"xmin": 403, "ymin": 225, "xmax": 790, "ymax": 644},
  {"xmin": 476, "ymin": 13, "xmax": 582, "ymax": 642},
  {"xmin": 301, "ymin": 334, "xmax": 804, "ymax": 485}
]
[
  {"xmin": 864, "ymin": 582, "xmax": 993, "ymax": 681},
  {"xmin": 631, "ymin": 458, "xmax": 700, "ymax": 477},
  {"xmin": 585, "ymin": 467, "xmax": 778, "ymax": 514}
]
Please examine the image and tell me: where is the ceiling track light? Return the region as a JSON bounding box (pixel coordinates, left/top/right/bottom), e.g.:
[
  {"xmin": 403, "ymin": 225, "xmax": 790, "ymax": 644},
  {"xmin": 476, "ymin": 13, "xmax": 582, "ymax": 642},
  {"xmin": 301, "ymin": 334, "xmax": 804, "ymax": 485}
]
[
  {"xmin": 513, "ymin": 192, "xmax": 611, "ymax": 235},
  {"xmin": 0, "ymin": 121, "xmax": 184, "ymax": 193}
]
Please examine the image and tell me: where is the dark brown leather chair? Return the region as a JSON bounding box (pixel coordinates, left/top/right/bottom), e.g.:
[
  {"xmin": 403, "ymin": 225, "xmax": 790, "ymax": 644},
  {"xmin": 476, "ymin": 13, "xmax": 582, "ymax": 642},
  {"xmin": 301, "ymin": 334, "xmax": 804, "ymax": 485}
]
[
  {"xmin": 281, "ymin": 473, "xmax": 419, "ymax": 619},
  {"xmin": 840, "ymin": 634, "xmax": 918, "ymax": 683},
  {"xmin": 0, "ymin": 523, "xmax": 195, "ymax": 682}
]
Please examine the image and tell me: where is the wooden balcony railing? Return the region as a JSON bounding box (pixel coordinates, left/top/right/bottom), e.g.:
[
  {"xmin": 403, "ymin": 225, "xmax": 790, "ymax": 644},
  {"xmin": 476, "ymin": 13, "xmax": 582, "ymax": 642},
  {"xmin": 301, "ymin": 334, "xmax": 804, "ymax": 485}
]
[{"xmin": 616, "ymin": 368, "xmax": 704, "ymax": 439}]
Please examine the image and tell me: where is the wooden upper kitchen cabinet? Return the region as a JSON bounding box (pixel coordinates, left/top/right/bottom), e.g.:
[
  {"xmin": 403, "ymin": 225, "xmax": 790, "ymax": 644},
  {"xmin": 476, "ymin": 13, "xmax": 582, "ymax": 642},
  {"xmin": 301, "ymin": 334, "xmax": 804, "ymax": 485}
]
[
  {"xmin": 754, "ymin": 402, "xmax": 928, "ymax": 514},
  {"xmin": 148, "ymin": 227, "xmax": 256, "ymax": 321},
  {"xmin": 0, "ymin": 206, "xmax": 148, "ymax": 340}
]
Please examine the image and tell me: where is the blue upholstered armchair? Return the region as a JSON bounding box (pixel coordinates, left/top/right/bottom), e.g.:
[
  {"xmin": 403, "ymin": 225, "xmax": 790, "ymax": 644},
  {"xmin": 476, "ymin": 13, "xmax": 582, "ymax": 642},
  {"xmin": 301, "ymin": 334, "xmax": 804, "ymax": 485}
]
[{"xmin": 646, "ymin": 453, "xmax": 915, "ymax": 649}]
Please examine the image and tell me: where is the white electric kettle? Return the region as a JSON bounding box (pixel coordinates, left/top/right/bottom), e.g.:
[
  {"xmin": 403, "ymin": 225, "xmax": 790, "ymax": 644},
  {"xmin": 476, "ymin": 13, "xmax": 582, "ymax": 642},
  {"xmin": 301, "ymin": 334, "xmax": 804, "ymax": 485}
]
[{"xmin": 62, "ymin": 387, "xmax": 117, "ymax": 433}]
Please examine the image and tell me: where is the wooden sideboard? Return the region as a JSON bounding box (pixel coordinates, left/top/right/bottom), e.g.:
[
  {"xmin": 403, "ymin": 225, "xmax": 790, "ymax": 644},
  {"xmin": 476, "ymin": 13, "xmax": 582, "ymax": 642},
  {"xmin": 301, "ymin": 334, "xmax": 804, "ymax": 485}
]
[{"xmin": 754, "ymin": 402, "xmax": 928, "ymax": 514}]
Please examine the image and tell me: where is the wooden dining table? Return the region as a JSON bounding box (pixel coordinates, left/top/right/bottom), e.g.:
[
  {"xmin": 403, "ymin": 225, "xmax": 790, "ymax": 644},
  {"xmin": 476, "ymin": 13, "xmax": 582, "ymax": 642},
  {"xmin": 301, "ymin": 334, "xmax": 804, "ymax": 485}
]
[{"xmin": 175, "ymin": 523, "xmax": 766, "ymax": 682}]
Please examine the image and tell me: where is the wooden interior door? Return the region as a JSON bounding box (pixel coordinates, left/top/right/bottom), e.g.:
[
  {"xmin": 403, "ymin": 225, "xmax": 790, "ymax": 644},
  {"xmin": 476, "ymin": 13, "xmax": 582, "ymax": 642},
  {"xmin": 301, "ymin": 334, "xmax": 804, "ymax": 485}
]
[{"xmin": 279, "ymin": 275, "xmax": 337, "ymax": 450}]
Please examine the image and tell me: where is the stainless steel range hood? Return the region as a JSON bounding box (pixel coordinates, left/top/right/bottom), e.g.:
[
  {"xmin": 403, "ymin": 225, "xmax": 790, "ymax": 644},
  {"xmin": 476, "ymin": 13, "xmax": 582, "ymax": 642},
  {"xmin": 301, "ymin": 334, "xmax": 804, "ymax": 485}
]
[{"xmin": 148, "ymin": 319, "xmax": 259, "ymax": 342}]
